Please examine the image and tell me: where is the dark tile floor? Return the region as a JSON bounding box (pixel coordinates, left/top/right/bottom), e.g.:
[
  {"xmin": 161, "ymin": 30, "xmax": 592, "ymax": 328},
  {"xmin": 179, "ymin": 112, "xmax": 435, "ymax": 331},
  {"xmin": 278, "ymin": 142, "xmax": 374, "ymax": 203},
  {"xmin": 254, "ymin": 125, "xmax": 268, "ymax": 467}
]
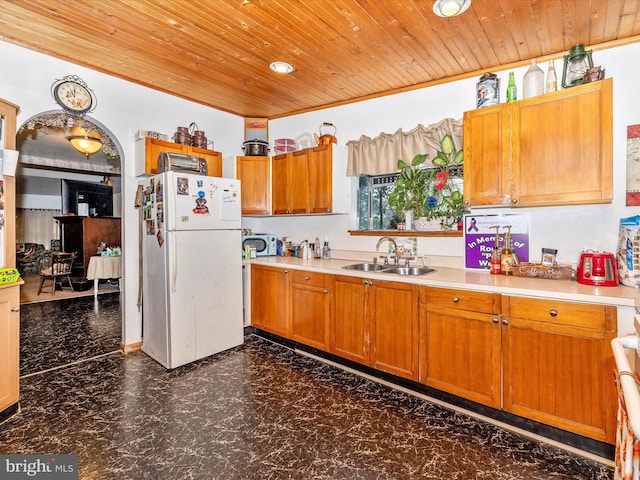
[{"xmin": 1, "ymin": 294, "xmax": 614, "ymax": 479}]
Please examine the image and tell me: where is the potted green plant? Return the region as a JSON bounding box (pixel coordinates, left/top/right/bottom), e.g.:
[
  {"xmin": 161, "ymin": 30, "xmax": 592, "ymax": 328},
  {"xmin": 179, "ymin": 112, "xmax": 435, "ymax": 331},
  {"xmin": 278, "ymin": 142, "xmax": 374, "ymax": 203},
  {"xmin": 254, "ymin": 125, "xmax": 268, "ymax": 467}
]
[
  {"xmin": 387, "ymin": 153, "xmax": 430, "ymax": 229},
  {"xmin": 388, "ymin": 133, "xmax": 464, "ymax": 231},
  {"xmin": 432, "ymin": 133, "xmax": 465, "ymax": 230}
]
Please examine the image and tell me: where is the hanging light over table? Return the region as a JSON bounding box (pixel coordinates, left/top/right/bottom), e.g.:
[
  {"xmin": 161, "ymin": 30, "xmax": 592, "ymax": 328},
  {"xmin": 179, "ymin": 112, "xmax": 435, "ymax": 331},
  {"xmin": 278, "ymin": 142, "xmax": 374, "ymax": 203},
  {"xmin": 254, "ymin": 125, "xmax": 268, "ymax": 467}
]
[
  {"xmin": 66, "ymin": 125, "xmax": 103, "ymax": 158},
  {"xmin": 561, "ymin": 44, "xmax": 594, "ymax": 88}
]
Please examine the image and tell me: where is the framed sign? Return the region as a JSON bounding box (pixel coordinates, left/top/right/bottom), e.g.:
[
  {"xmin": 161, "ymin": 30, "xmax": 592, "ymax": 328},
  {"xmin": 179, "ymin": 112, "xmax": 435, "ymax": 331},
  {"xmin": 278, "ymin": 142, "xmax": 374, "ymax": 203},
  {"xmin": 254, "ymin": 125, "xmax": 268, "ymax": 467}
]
[
  {"xmin": 244, "ymin": 117, "xmax": 268, "ymax": 142},
  {"xmin": 464, "ymin": 213, "xmax": 530, "ymax": 270}
]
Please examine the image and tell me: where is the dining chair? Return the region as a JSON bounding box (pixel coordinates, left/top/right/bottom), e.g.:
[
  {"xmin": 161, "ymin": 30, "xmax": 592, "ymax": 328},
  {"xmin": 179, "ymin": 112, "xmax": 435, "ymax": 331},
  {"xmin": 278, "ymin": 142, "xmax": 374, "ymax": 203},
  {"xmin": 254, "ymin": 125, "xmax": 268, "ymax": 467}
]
[{"xmin": 37, "ymin": 252, "xmax": 76, "ymax": 296}]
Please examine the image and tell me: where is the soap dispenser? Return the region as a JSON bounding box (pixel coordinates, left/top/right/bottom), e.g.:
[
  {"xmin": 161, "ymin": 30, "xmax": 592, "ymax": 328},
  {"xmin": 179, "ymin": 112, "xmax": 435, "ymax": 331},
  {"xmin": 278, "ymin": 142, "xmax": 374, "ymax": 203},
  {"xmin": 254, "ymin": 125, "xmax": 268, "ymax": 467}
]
[
  {"xmin": 500, "ymin": 226, "xmax": 520, "ymax": 275},
  {"xmin": 489, "ymin": 225, "xmax": 502, "ymax": 275}
]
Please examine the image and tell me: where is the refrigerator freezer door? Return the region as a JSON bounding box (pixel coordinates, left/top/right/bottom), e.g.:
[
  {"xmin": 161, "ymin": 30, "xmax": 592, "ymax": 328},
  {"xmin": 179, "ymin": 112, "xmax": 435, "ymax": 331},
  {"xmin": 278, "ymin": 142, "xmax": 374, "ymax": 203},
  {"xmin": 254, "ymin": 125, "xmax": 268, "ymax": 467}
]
[{"xmin": 163, "ymin": 171, "xmax": 241, "ymax": 231}]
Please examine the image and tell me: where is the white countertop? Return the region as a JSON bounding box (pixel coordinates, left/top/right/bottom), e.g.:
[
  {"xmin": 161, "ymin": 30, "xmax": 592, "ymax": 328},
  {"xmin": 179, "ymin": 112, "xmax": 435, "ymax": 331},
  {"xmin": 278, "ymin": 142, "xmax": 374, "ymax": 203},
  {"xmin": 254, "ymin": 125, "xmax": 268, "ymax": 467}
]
[{"xmin": 247, "ymin": 255, "xmax": 640, "ymax": 308}]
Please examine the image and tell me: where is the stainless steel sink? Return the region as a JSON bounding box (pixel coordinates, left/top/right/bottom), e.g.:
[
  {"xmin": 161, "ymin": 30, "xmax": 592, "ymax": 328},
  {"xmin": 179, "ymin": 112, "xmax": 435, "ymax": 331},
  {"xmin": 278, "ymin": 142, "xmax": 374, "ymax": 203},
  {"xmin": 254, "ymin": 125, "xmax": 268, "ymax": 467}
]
[
  {"xmin": 381, "ymin": 266, "xmax": 436, "ymax": 276},
  {"xmin": 342, "ymin": 263, "xmax": 390, "ymax": 272}
]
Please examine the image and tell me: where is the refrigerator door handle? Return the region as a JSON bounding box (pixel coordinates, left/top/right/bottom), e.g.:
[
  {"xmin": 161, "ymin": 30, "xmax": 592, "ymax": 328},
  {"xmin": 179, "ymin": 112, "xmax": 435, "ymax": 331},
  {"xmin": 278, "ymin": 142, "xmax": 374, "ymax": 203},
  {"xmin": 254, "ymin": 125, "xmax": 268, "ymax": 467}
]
[
  {"xmin": 170, "ymin": 234, "xmax": 178, "ymax": 293},
  {"xmin": 166, "ymin": 171, "xmax": 178, "ymax": 292}
]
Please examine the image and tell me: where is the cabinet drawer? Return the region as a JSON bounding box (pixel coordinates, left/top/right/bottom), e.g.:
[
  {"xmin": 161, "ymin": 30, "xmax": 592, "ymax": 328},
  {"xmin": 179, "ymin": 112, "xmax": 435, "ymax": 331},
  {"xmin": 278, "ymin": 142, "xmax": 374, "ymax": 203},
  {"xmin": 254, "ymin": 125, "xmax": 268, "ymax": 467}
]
[
  {"xmin": 292, "ymin": 270, "xmax": 328, "ymax": 287},
  {"xmin": 505, "ymin": 296, "xmax": 615, "ymax": 330},
  {"xmin": 421, "ymin": 286, "xmax": 500, "ymax": 314}
]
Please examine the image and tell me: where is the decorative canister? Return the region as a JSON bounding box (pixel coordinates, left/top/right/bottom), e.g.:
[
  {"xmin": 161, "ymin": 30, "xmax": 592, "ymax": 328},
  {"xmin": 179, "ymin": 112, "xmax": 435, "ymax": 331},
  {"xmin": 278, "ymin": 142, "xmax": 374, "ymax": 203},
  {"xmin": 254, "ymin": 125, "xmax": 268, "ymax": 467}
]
[
  {"xmin": 173, "ymin": 126, "xmax": 191, "ymax": 145},
  {"xmin": 192, "ymin": 130, "xmax": 208, "ymax": 148},
  {"xmin": 476, "ymin": 72, "xmax": 500, "ymax": 108}
]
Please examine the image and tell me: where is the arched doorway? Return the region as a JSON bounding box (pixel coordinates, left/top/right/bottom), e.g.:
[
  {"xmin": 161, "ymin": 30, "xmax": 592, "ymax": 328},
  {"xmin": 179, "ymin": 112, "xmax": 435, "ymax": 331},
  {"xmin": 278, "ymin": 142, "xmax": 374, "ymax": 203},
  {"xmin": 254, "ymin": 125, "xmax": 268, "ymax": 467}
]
[{"xmin": 15, "ymin": 110, "xmax": 124, "ymax": 302}]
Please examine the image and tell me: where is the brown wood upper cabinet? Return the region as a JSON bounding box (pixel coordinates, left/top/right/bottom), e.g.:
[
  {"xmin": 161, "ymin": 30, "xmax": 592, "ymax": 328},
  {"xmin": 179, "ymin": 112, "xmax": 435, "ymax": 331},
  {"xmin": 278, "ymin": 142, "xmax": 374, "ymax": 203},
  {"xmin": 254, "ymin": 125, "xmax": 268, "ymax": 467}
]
[
  {"xmin": 272, "ymin": 145, "xmax": 332, "ymax": 215},
  {"xmin": 234, "ymin": 156, "xmax": 271, "ymax": 215},
  {"xmin": 138, "ymin": 138, "xmax": 222, "ymax": 177},
  {"xmin": 463, "ymin": 78, "xmax": 613, "ymax": 207}
]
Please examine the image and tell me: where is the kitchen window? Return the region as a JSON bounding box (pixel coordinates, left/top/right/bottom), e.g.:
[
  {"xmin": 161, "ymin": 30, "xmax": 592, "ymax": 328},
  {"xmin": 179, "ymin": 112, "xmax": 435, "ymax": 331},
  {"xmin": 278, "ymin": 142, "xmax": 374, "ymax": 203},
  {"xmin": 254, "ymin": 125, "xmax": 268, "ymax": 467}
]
[{"xmin": 357, "ymin": 173, "xmax": 399, "ymax": 230}]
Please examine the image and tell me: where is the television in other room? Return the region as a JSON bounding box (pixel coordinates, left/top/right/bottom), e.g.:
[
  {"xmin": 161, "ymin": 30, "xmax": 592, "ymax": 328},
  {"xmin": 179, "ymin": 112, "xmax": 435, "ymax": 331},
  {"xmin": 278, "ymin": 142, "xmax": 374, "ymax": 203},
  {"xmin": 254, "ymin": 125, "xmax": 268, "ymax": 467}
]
[{"xmin": 61, "ymin": 179, "xmax": 114, "ymax": 217}]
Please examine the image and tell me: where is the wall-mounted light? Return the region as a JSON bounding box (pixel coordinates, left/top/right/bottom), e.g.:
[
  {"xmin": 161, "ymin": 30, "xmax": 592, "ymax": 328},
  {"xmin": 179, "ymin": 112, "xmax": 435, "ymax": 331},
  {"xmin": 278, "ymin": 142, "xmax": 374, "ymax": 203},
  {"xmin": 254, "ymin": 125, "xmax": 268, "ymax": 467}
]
[
  {"xmin": 269, "ymin": 61, "xmax": 294, "ymax": 74},
  {"xmin": 66, "ymin": 125, "xmax": 103, "ymax": 158},
  {"xmin": 433, "ymin": 0, "xmax": 471, "ymax": 17}
]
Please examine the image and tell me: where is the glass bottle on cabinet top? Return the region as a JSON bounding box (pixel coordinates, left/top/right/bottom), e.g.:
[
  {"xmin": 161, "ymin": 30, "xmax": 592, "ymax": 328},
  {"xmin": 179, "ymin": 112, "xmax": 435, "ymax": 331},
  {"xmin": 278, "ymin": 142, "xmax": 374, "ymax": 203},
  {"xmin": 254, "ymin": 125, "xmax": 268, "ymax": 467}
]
[
  {"xmin": 546, "ymin": 61, "xmax": 558, "ymax": 93},
  {"xmin": 523, "ymin": 59, "xmax": 544, "ymax": 99},
  {"xmin": 506, "ymin": 72, "xmax": 517, "ymax": 102}
]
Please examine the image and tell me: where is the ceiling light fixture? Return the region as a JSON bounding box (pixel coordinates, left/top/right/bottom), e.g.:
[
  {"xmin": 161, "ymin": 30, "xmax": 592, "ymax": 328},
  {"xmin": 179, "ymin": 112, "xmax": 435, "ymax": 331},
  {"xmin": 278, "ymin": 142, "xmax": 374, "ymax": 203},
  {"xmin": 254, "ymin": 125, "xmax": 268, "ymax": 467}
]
[
  {"xmin": 433, "ymin": 0, "xmax": 471, "ymax": 17},
  {"xmin": 66, "ymin": 125, "xmax": 103, "ymax": 159},
  {"xmin": 269, "ymin": 61, "xmax": 294, "ymax": 74}
]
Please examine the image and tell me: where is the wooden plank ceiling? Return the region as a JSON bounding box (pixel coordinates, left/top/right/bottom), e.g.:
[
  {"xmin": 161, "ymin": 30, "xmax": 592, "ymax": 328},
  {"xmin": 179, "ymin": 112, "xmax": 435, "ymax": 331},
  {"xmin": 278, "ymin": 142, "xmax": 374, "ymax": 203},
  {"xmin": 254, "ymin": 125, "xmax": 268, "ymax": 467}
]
[{"xmin": 0, "ymin": 0, "xmax": 638, "ymax": 118}]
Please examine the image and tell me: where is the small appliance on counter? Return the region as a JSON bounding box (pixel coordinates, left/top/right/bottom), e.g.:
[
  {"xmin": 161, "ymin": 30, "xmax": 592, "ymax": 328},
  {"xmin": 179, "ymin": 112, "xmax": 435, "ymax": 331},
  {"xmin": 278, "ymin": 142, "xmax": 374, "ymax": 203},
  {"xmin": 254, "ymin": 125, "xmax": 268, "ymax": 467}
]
[
  {"xmin": 576, "ymin": 250, "xmax": 618, "ymax": 286},
  {"xmin": 242, "ymin": 233, "xmax": 277, "ymax": 257}
]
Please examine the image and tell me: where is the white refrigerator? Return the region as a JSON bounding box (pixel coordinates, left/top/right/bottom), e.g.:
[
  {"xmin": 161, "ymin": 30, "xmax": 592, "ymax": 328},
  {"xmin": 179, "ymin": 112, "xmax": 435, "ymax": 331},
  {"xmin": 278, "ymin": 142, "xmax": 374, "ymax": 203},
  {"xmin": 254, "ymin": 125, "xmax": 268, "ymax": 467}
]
[{"xmin": 139, "ymin": 171, "xmax": 243, "ymax": 369}]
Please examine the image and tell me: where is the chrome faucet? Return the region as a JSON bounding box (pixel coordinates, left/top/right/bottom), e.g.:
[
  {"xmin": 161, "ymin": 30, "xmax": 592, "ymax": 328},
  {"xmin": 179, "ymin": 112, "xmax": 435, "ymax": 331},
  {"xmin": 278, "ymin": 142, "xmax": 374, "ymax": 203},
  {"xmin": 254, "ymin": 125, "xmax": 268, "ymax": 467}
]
[{"xmin": 376, "ymin": 236, "xmax": 398, "ymax": 265}]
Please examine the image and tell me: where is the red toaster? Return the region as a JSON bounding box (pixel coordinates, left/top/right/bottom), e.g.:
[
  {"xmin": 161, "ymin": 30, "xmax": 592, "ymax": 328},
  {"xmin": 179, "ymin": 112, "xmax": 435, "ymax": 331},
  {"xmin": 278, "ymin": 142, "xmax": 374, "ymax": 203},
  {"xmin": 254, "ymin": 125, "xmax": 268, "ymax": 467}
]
[{"xmin": 576, "ymin": 251, "xmax": 618, "ymax": 286}]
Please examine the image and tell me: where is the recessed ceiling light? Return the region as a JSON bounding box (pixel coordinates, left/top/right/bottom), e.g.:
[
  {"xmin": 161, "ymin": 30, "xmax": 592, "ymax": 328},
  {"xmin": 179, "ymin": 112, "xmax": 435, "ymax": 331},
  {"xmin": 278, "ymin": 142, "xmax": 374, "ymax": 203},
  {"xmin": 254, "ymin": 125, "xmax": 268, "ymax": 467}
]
[
  {"xmin": 433, "ymin": 0, "xmax": 471, "ymax": 17},
  {"xmin": 269, "ymin": 61, "xmax": 294, "ymax": 74}
]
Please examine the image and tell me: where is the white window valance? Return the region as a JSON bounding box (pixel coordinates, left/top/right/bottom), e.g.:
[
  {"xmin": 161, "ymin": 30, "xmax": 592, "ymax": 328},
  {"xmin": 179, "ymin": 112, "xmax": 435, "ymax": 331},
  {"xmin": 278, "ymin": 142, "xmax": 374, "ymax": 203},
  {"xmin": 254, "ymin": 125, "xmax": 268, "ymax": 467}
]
[{"xmin": 346, "ymin": 118, "xmax": 463, "ymax": 176}]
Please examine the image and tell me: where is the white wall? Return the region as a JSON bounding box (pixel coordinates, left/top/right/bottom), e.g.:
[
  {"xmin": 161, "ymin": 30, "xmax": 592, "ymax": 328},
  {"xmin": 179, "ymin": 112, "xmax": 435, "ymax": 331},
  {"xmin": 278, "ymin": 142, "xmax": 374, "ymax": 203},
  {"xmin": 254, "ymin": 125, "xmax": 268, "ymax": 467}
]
[
  {"xmin": 4, "ymin": 37, "xmax": 640, "ymax": 346},
  {"xmin": 0, "ymin": 40, "xmax": 244, "ymax": 345},
  {"xmin": 250, "ymin": 42, "xmax": 640, "ymax": 266}
]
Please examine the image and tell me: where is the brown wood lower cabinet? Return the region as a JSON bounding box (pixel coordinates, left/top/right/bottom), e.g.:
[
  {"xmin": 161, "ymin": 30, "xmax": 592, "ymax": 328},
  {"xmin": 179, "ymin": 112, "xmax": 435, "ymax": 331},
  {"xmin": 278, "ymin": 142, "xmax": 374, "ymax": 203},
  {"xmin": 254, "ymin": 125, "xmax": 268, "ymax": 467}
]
[
  {"xmin": 502, "ymin": 296, "xmax": 617, "ymax": 444},
  {"xmin": 331, "ymin": 275, "xmax": 369, "ymax": 363},
  {"xmin": 250, "ymin": 267, "xmax": 617, "ymax": 444},
  {"xmin": 0, "ymin": 284, "xmax": 21, "ymax": 415},
  {"xmin": 250, "ymin": 264, "xmax": 289, "ymax": 337},
  {"xmin": 290, "ymin": 270, "xmax": 332, "ymax": 351},
  {"xmin": 419, "ymin": 287, "xmax": 502, "ymax": 408},
  {"xmin": 332, "ymin": 275, "xmax": 419, "ymax": 381}
]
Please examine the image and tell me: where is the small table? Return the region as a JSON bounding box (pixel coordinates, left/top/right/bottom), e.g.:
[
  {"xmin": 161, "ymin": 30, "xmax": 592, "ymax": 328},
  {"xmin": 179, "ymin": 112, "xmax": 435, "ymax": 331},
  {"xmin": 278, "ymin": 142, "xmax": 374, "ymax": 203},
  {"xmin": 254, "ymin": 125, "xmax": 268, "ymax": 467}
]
[{"xmin": 87, "ymin": 255, "xmax": 122, "ymax": 294}]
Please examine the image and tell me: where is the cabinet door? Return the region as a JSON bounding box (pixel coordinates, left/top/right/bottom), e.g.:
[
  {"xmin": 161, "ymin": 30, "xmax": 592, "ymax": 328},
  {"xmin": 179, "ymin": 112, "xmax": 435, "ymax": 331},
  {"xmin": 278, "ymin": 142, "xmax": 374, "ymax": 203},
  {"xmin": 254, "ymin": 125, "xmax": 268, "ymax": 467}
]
[
  {"xmin": 512, "ymin": 78, "xmax": 612, "ymax": 206},
  {"xmin": 420, "ymin": 304, "xmax": 501, "ymax": 408},
  {"xmin": 0, "ymin": 286, "xmax": 20, "ymax": 413},
  {"xmin": 463, "ymin": 103, "xmax": 511, "ymax": 206},
  {"xmin": 236, "ymin": 156, "xmax": 271, "ymax": 214},
  {"xmin": 332, "ymin": 275, "xmax": 370, "ymax": 364},
  {"xmin": 145, "ymin": 138, "xmax": 183, "ymax": 174},
  {"xmin": 191, "ymin": 147, "xmax": 222, "ymax": 177},
  {"xmin": 250, "ymin": 265, "xmax": 289, "ymax": 337},
  {"xmin": 271, "ymin": 153, "xmax": 289, "ymax": 214},
  {"xmin": 308, "ymin": 145, "xmax": 332, "ymax": 213},
  {"xmin": 290, "ymin": 271, "xmax": 332, "ymax": 351},
  {"xmin": 290, "ymin": 149, "xmax": 309, "ymax": 214},
  {"xmin": 370, "ymin": 280, "xmax": 418, "ymax": 380},
  {"xmin": 502, "ymin": 296, "xmax": 617, "ymax": 443}
]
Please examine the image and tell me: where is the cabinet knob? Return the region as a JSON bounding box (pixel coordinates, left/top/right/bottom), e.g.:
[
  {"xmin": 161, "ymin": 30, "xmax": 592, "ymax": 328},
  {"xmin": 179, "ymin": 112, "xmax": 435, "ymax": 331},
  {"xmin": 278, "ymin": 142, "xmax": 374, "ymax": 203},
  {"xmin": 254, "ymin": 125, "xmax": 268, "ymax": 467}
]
[
  {"xmin": 284, "ymin": 270, "xmax": 288, "ymax": 274},
  {"xmin": 549, "ymin": 309, "xmax": 558, "ymax": 317},
  {"xmin": 452, "ymin": 297, "xmax": 460, "ymax": 303},
  {"xmin": 502, "ymin": 318, "xmax": 509, "ymax": 325},
  {"xmin": 463, "ymin": 200, "xmax": 469, "ymax": 206},
  {"xmin": 492, "ymin": 317, "xmax": 499, "ymax": 324},
  {"xmin": 511, "ymin": 198, "xmax": 518, "ymax": 204},
  {"xmin": 11, "ymin": 307, "xmax": 19, "ymax": 312},
  {"xmin": 323, "ymin": 288, "xmax": 329, "ymax": 294},
  {"xmin": 304, "ymin": 276, "xmax": 310, "ymax": 281}
]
